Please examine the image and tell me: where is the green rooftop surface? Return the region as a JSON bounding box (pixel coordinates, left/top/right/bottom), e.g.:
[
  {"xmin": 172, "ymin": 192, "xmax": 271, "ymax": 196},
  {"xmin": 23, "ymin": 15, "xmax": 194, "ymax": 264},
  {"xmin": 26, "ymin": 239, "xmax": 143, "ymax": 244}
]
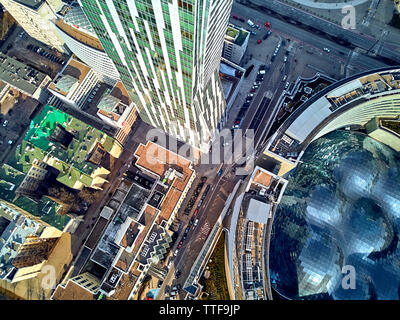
[
  {"xmin": 234, "ymin": 29, "xmax": 249, "ymax": 46},
  {"xmin": 226, "ymin": 27, "xmax": 239, "ymax": 39},
  {"xmin": 25, "ymin": 105, "xmax": 112, "ymax": 175}
]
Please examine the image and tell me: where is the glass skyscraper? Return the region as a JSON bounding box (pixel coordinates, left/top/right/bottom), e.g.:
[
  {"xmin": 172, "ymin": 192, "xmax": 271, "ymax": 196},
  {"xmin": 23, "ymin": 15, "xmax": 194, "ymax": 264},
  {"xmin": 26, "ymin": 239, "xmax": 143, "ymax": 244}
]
[{"xmin": 78, "ymin": 0, "xmax": 233, "ymax": 152}]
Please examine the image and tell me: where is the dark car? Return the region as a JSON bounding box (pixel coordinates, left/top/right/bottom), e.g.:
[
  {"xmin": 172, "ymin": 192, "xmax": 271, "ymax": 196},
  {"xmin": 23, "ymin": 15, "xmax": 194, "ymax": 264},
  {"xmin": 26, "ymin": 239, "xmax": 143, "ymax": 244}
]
[
  {"xmin": 245, "ymin": 97, "xmax": 253, "ymax": 103},
  {"xmin": 232, "ymin": 15, "xmax": 239, "ymax": 20},
  {"xmin": 259, "ymin": 64, "xmax": 266, "ymax": 70},
  {"xmin": 184, "ymin": 226, "xmax": 190, "ymax": 235},
  {"xmin": 165, "ymin": 285, "xmax": 170, "ymax": 293},
  {"xmin": 190, "ymin": 218, "xmax": 194, "ymax": 226},
  {"xmin": 239, "ymin": 18, "xmax": 245, "ymax": 22},
  {"xmin": 243, "ymin": 102, "xmax": 250, "ymax": 108},
  {"xmin": 175, "ymin": 270, "xmax": 182, "ymax": 279},
  {"xmin": 177, "ymin": 284, "xmax": 182, "ymax": 291}
]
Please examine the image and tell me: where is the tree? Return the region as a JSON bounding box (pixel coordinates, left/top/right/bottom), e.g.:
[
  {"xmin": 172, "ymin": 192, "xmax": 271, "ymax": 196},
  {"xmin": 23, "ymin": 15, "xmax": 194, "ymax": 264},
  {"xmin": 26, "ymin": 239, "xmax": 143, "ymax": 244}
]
[{"xmin": 78, "ymin": 188, "xmax": 99, "ymax": 204}]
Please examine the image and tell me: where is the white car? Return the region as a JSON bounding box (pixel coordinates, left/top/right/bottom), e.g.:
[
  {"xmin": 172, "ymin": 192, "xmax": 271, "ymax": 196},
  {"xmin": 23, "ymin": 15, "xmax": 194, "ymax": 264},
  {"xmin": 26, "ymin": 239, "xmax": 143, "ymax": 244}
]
[
  {"xmin": 194, "ymin": 219, "xmax": 199, "ymax": 227},
  {"xmin": 323, "ymin": 47, "xmax": 331, "ymax": 52},
  {"xmin": 173, "ymin": 249, "xmax": 179, "ymax": 257}
]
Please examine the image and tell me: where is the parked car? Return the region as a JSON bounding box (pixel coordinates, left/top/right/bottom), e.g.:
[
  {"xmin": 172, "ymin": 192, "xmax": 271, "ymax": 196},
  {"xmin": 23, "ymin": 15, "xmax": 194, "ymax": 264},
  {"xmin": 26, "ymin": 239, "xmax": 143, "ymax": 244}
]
[
  {"xmin": 193, "ymin": 219, "xmax": 199, "ymax": 227},
  {"xmin": 174, "ymin": 249, "xmax": 179, "ymax": 256},
  {"xmin": 263, "ymin": 31, "xmax": 271, "ymax": 40},
  {"xmin": 257, "ymin": 39, "xmax": 262, "ymax": 44},
  {"xmin": 251, "ymin": 31, "xmax": 257, "ymax": 36},
  {"xmin": 175, "ymin": 270, "xmax": 182, "ymax": 279},
  {"xmin": 282, "ymin": 75, "xmax": 288, "ymax": 82},
  {"xmin": 194, "ymin": 208, "xmax": 199, "ymax": 217},
  {"xmin": 177, "ymin": 241, "xmax": 183, "ymax": 249}
]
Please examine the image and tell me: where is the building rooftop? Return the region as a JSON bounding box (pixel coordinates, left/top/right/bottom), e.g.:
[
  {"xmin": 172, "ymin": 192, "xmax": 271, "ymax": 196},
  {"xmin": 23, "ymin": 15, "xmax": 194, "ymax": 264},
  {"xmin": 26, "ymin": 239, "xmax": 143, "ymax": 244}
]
[
  {"xmin": 246, "ymin": 198, "xmax": 271, "ymax": 224},
  {"xmin": 0, "ymin": 200, "xmax": 44, "ymax": 280},
  {"xmin": 134, "ymin": 141, "xmax": 194, "ymax": 193},
  {"xmin": 14, "ymin": 0, "xmax": 44, "ymax": 10},
  {"xmin": 48, "ymin": 58, "xmax": 91, "ymax": 97},
  {"xmin": 24, "ymin": 105, "xmax": 115, "ymax": 176},
  {"xmin": 225, "ymin": 24, "xmax": 249, "ymax": 47},
  {"xmin": 0, "ymin": 53, "xmax": 48, "ymax": 95},
  {"xmin": 52, "ymin": 279, "xmax": 95, "ymax": 300},
  {"xmin": 63, "ymin": 5, "xmax": 95, "ymax": 35}
]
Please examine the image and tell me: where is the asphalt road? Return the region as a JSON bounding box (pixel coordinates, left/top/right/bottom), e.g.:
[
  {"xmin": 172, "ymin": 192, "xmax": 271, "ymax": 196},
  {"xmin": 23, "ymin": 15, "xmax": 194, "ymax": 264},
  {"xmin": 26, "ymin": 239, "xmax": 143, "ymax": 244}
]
[
  {"xmin": 231, "ymin": 1, "xmax": 388, "ymax": 71},
  {"xmin": 243, "ymin": 0, "xmax": 400, "ymax": 64}
]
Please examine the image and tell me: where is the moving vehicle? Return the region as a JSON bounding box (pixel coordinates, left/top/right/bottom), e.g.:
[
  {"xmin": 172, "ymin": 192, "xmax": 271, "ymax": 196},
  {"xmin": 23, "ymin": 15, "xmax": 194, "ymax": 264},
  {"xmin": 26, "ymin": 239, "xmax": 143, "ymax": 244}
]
[
  {"xmin": 193, "ymin": 219, "xmax": 199, "ymax": 227},
  {"xmin": 251, "ymin": 31, "xmax": 257, "ymax": 36},
  {"xmin": 265, "ymin": 21, "xmax": 271, "ymax": 28},
  {"xmin": 257, "ymin": 39, "xmax": 262, "ymax": 44},
  {"xmin": 247, "ymin": 19, "xmax": 255, "ymax": 27},
  {"xmin": 258, "ymin": 69, "xmax": 266, "ymax": 75},
  {"xmin": 323, "ymin": 47, "xmax": 331, "ymax": 53}
]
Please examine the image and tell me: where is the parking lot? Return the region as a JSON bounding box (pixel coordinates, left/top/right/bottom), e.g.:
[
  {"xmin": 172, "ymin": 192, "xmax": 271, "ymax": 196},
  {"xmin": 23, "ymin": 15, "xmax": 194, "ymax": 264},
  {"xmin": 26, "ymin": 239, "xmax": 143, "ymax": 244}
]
[
  {"xmin": 0, "ymin": 90, "xmax": 41, "ymax": 165},
  {"xmin": 1, "ymin": 25, "xmax": 69, "ymax": 78}
]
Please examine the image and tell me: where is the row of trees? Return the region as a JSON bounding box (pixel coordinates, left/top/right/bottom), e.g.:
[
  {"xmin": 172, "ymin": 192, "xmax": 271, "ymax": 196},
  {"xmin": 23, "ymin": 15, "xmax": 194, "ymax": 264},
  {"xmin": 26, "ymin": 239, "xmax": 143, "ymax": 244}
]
[{"xmin": 47, "ymin": 186, "xmax": 100, "ymax": 216}]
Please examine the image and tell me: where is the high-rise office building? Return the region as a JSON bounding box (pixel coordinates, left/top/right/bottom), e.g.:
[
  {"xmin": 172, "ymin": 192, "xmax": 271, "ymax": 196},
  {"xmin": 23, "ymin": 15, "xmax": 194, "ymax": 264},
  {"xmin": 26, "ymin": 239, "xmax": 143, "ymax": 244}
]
[{"xmin": 78, "ymin": 0, "xmax": 233, "ymax": 152}]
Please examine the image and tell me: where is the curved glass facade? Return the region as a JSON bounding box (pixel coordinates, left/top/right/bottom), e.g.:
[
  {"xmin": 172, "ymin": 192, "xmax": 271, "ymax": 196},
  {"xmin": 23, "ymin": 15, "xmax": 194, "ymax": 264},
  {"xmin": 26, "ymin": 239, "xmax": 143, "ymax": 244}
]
[{"xmin": 269, "ymin": 130, "xmax": 400, "ymax": 300}]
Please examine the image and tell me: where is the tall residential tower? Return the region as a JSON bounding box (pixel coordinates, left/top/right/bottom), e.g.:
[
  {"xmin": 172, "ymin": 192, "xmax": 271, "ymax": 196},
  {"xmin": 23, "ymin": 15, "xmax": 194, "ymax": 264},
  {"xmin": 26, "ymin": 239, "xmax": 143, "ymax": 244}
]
[{"xmin": 78, "ymin": 0, "xmax": 233, "ymax": 152}]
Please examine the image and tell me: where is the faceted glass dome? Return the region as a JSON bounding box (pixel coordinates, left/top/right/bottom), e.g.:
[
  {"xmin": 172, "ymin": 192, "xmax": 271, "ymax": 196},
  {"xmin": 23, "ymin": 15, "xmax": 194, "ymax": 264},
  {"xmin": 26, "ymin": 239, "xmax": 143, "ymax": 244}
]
[{"xmin": 269, "ymin": 130, "xmax": 400, "ymax": 300}]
